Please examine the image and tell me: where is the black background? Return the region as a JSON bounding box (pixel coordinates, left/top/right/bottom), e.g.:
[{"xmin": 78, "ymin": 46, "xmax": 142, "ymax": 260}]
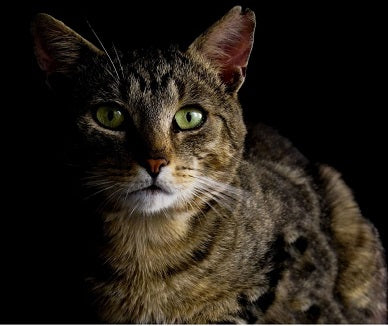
[{"xmin": 1, "ymin": 0, "xmax": 386, "ymax": 322}]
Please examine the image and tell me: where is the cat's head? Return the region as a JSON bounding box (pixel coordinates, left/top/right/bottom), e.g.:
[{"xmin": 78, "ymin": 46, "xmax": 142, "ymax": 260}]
[{"xmin": 32, "ymin": 7, "xmax": 255, "ymax": 216}]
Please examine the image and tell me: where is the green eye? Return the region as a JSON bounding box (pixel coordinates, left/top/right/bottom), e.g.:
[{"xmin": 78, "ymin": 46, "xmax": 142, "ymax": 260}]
[
  {"xmin": 95, "ymin": 106, "xmax": 125, "ymax": 130},
  {"xmin": 174, "ymin": 108, "xmax": 204, "ymax": 130}
]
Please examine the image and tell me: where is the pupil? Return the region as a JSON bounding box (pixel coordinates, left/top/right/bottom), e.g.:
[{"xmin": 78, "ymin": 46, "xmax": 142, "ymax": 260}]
[
  {"xmin": 107, "ymin": 110, "xmax": 114, "ymax": 121},
  {"xmin": 186, "ymin": 112, "xmax": 192, "ymax": 122}
]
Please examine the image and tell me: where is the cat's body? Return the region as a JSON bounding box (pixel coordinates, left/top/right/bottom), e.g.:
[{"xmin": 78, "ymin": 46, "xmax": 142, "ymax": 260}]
[
  {"xmin": 86, "ymin": 124, "xmax": 386, "ymax": 323},
  {"xmin": 32, "ymin": 7, "xmax": 386, "ymax": 323}
]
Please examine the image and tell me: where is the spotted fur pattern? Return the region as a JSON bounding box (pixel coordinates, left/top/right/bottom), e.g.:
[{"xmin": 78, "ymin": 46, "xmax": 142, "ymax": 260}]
[{"xmin": 32, "ymin": 7, "xmax": 386, "ymax": 323}]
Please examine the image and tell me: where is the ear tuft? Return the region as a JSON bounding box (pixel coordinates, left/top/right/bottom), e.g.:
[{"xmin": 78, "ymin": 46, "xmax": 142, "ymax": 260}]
[
  {"xmin": 31, "ymin": 13, "xmax": 102, "ymax": 75},
  {"xmin": 188, "ymin": 6, "xmax": 256, "ymax": 93}
]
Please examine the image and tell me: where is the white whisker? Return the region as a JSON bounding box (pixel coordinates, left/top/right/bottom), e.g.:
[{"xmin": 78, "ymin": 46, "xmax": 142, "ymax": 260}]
[
  {"xmin": 99, "ymin": 186, "xmax": 125, "ymax": 211},
  {"xmin": 103, "ymin": 66, "xmax": 118, "ymax": 81},
  {"xmin": 198, "ymin": 187, "xmax": 234, "ymax": 213},
  {"xmin": 190, "ymin": 200, "xmax": 207, "ymax": 219},
  {"xmin": 191, "ymin": 189, "xmax": 224, "ymax": 218},
  {"xmin": 128, "ymin": 202, "xmax": 139, "ymax": 218},
  {"xmin": 186, "ymin": 172, "xmax": 250, "ymax": 216},
  {"xmin": 84, "ymin": 184, "xmax": 117, "ymax": 200},
  {"xmin": 86, "ymin": 20, "xmax": 120, "ymax": 82},
  {"xmin": 113, "ymin": 43, "xmax": 125, "ymax": 79}
]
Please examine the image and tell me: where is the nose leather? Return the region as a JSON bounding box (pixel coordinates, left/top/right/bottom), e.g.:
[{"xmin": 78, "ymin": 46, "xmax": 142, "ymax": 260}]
[{"xmin": 145, "ymin": 158, "xmax": 168, "ymax": 176}]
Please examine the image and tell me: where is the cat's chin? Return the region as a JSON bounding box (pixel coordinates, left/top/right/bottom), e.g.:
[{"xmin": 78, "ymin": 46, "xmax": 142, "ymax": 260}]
[{"xmin": 124, "ymin": 186, "xmax": 181, "ymax": 215}]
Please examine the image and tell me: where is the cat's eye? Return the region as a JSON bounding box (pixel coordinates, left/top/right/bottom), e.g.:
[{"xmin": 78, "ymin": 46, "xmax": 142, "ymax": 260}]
[
  {"xmin": 95, "ymin": 106, "xmax": 125, "ymax": 130},
  {"xmin": 174, "ymin": 107, "xmax": 204, "ymax": 131}
]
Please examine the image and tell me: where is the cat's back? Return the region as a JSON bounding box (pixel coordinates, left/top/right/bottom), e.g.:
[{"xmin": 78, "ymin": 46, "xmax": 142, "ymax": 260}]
[
  {"xmin": 244, "ymin": 123, "xmax": 308, "ymax": 170},
  {"xmin": 319, "ymin": 165, "xmax": 386, "ymax": 322},
  {"xmin": 241, "ymin": 124, "xmax": 387, "ymax": 323}
]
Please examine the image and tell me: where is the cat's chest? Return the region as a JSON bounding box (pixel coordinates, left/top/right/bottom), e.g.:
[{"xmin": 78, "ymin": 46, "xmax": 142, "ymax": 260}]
[
  {"xmin": 90, "ymin": 212, "xmax": 267, "ymax": 323},
  {"xmin": 91, "ymin": 266, "xmax": 249, "ymax": 323}
]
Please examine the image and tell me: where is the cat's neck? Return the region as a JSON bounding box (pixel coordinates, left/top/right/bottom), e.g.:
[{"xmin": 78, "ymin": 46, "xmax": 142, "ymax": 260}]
[
  {"xmin": 95, "ymin": 169, "xmax": 247, "ymax": 279},
  {"xmin": 99, "ymin": 206, "xmax": 220, "ymax": 277}
]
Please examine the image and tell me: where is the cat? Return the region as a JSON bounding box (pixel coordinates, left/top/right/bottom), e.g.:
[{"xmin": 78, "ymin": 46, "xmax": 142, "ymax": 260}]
[{"xmin": 31, "ymin": 6, "xmax": 386, "ymax": 323}]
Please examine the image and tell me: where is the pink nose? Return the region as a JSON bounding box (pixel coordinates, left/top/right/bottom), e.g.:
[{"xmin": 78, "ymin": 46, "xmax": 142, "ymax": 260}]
[{"xmin": 145, "ymin": 158, "xmax": 168, "ymax": 176}]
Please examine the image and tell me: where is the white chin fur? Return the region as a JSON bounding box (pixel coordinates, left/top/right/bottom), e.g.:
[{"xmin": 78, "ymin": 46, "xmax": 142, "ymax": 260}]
[
  {"xmin": 116, "ymin": 166, "xmax": 194, "ymax": 215},
  {"xmin": 126, "ymin": 190, "xmax": 180, "ymax": 214}
]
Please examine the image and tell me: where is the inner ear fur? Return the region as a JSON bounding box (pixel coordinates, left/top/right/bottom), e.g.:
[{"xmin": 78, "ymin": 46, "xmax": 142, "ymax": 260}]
[
  {"xmin": 31, "ymin": 13, "xmax": 103, "ymax": 75},
  {"xmin": 188, "ymin": 6, "xmax": 256, "ymax": 94}
]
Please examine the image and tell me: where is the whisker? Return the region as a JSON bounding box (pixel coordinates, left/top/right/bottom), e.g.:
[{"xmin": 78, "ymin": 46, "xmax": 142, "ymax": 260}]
[
  {"xmin": 195, "ymin": 176, "xmax": 248, "ymax": 197},
  {"xmin": 112, "ymin": 43, "xmax": 125, "ymax": 79},
  {"xmin": 128, "ymin": 202, "xmax": 139, "ymax": 217},
  {"xmin": 193, "ymin": 179, "xmax": 244, "ymax": 200},
  {"xmin": 112, "ymin": 186, "xmax": 127, "ymax": 210},
  {"xmin": 123, "ymin": 184, "xmax": 133, "ymax": 203},
  {"xmin": 193, "ymin": 186, "xmax": 234, "ymax": 212},
  {"xmin": 191, "ymin": 190, "xmax": 224, "ymax": 219},
  {"xmin": 103, "ymin": 65, "xmax": 118, "ymax": 81},
  {"xmin": 185, "ymin": 172, "xmax": 250, "ymax": 216},
  {"xmin": 84, "ymin": 184, "xmax": 117, "ymax": 200},
  {"xmin": 190, "ymin": 200, "xmax": 207, "ymax": 219},
  {"xmin": 86, "ymin": 20, "xmax": 120, "ymax": 82},
  {"xmin": 98, "ymin": 186, "xmax": 126, "ymax": 212},
  {"xmin": 84, "ymin": 179, "xmax": 116, "ymax": 187}
]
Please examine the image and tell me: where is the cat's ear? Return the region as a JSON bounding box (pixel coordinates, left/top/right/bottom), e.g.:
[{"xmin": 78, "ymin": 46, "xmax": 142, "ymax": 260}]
[
  {"xmin": 188, "ymin": 6, "xmax": 255, "ymax": 94},
  {"xmin": 31, "ymin": 13, "xmax": 103, "ymax": 76}
]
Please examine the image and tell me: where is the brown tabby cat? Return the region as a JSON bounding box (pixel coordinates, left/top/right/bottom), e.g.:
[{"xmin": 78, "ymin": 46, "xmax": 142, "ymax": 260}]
[{"xmin": 32, "ymin": 6, "xmax": 386, "ymax": 323}]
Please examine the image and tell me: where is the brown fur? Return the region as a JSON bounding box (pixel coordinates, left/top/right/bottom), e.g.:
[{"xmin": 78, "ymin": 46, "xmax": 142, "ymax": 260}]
[
  {"xmin": 32, "ymin": 7, "xmax": 387, "ymax": 323},
  {"xmin": 320, "ymin": 165, "xmax": 387, "ymax": 322}
]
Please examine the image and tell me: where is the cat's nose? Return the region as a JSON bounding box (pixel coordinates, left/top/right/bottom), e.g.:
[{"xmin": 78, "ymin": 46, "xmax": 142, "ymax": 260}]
[{"xmin": 145, "ymin": 158, "xmax": 168, "ymax": 178}]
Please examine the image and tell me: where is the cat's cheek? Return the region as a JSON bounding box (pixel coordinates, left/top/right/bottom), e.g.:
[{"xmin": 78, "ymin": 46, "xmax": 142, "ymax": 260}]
[{"xmin": 172, "ymin": 130, "xmax": 214, "ymax": 158}]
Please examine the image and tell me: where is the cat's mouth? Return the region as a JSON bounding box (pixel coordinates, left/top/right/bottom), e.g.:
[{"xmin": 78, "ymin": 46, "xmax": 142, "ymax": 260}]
[
  {"xmin": 119, "ymin": 177, "xmax": 181, "ymax": 214},
  {"xmin": 138, "ymin": 184, "xmax": 170, "ymax": 194},
  {"xmin": 143, "ymin": 185, "xmax": 163, "ymax": 192},
  {"xmin": 122, "ymin": 180, "xmax": 183, "ymax": 213}
]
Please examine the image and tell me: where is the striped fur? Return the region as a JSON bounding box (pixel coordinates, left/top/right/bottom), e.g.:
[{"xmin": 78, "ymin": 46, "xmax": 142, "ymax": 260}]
[{"xmin": 32, "ymin": 7, "xmax": 386, "ymax": 323}]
